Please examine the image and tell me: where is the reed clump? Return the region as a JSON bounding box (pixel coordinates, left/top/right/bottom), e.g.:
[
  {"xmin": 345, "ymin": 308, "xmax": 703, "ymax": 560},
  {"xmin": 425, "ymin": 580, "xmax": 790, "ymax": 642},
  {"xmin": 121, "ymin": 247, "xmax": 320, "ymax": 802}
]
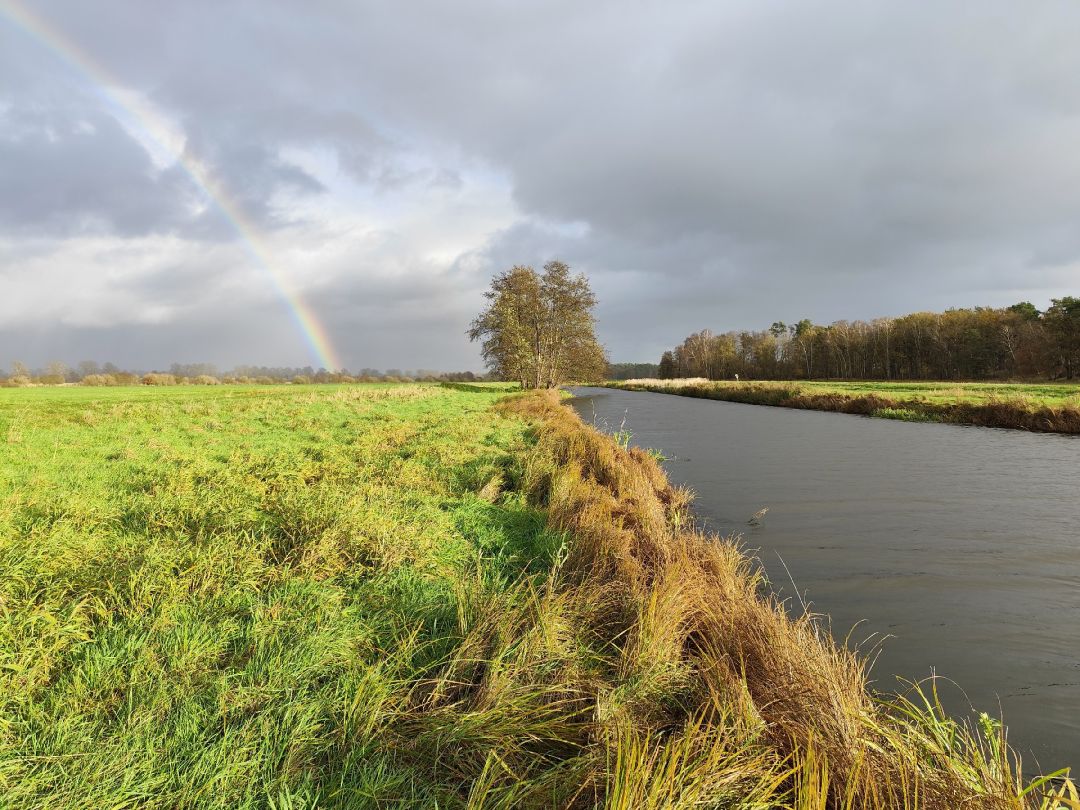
[{"xmin": 454, "ymin": 389, "xmax": 1072, "ymax": 808}]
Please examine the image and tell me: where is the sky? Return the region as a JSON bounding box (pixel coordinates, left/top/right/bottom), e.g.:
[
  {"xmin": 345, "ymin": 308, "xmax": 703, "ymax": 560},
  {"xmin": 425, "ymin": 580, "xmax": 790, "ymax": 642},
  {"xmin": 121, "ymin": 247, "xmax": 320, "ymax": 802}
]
[{"xmin": 2, "ymin": 0, "xmax": 1080, "ymax": 372}]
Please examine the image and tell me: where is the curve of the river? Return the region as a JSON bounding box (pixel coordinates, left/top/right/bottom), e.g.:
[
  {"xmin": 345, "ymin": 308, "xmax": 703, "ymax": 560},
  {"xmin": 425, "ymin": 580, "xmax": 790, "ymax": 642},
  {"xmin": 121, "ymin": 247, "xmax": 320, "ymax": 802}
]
[{"xmin": 568, "ymin": 386, "xmax": 1080, "ymax": 772}]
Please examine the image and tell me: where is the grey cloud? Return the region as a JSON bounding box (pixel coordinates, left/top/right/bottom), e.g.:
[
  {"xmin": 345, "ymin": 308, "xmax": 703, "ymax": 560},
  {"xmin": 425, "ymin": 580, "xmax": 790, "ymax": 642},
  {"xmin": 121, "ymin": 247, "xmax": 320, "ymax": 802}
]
[
  {"xmin": 178, "ymin": 131, "xmax": 326, "ymax": 232},
  {"xmin": 0, "ymin": 101, "xmax": 324, "ymax": 240},
  {"xmin": 4, "ymin": 1, "xmax": 1080, "ymax": 370},
  {"xmin": 0, "ymin": 303, "xmax": 306, "ymax": 371},
  {"xmin": 0, "ymin": 105, "xmax": 198, "ymax": 236}
]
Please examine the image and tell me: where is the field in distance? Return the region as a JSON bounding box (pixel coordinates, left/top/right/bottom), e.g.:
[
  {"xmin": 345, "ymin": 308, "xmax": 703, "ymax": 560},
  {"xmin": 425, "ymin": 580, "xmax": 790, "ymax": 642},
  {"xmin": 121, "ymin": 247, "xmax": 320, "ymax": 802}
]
[
  {"xmin": 610, "ymin": 378, "xmax": 1080, "ymax": 431},
  {"xmin": 768, "ymin": 379, "xmax": 1079, "ymax": 406},
  {"xmin": 615, "ymin": 378, "xmax": 1079, "ymax": 406}
]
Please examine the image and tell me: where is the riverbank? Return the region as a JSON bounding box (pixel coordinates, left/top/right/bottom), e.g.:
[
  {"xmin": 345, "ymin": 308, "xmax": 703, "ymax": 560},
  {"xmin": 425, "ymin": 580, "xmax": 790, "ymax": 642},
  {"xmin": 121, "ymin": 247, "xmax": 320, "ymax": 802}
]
[
  {"xmin": 607, "ymin": 378, "xmax": 1080, "ymax": 433},
  {"xmin": 0, "ymin": 384, "xmax": 1073, "ymax": 807}
]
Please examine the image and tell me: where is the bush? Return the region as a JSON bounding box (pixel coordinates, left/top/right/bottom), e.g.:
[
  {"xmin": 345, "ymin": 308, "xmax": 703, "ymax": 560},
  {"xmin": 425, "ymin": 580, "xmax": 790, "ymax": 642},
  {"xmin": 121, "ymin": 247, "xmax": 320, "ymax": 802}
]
[
  {"xmin": 141, "ymin": 373, "xmax": 177, "ymax": 386},
  {"xmin": 80, "ymin": 374, "xmax": 118, "ymax": 387},
  {"xmin": 192, "ymin": 375, "xmax": 220, "ymax": 385}
]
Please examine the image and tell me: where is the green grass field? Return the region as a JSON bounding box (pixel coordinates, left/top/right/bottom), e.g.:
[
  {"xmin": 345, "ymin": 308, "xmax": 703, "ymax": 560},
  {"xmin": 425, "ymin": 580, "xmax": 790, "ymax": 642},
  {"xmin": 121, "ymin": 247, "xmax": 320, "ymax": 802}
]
[
  {"xmin": 0, "ymin": 383, "xmax": 564, "ymax": 807},
  {"xmin": 772, "ymin": 380, "xmax": 1080, "ymax": 407},
  {"xmin": 614, "ymin": 378, "xmax": 1080, "ymax": 407},
  {"xmin": 1, "ymin": 383, "xmax": 1073, "ymax": 808}
]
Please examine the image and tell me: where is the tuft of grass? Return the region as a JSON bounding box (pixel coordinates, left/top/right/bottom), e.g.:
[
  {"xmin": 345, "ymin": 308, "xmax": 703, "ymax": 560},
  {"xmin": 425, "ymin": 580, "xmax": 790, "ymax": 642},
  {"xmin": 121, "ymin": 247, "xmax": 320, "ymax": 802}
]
[{"xmin": 873, "ymin": 407, "xmax": 939, "ymax": 422}]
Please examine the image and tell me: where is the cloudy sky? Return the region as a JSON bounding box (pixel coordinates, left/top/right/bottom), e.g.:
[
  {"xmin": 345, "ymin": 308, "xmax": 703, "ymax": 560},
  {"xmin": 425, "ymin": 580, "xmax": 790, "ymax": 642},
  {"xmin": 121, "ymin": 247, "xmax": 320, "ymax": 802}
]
[{"xmin": 2, "ymin": 1, "xmax": 1079, "ymax": 371}]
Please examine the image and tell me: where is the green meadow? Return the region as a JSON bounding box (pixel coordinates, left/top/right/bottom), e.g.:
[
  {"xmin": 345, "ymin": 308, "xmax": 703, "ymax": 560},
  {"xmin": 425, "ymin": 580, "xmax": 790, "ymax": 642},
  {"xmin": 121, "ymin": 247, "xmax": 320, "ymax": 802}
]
[
  {"xmin": 1, "ymin": 383, "xmax": 1074, "ymax": 808},
  {"xmin": 780, "ymin": 380, "xmax": 1080, "ymax": 408},
  {"xmin": 0, "ymin": 383, "xmax": 562, "ymax": 807},
  {"xmin": 612, "ymin": 378, "xmax": 1080, "ymax": 408}
]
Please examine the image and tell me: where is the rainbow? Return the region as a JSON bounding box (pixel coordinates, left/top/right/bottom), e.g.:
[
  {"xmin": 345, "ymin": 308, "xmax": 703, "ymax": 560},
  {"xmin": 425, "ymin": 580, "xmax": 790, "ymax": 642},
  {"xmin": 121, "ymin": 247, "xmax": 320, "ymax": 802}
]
[{"xmin": 1, "ymin": 0, "xmax": 343, "ymax": 371}]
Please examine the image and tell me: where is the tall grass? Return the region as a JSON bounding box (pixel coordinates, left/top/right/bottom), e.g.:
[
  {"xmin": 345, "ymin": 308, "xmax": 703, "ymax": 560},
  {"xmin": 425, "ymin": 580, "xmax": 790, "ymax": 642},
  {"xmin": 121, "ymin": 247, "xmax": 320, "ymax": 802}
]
[
  {"xmin": 0, "ymin": 383, "xmax": 1073, "ymax": 807},
  {"xmin": 0, "ymin": 384, "xmax": 566, "ymax": 807},
  {"xmin": 484, "ymin": 390, "xmax": 1075, "ymax": 807}
]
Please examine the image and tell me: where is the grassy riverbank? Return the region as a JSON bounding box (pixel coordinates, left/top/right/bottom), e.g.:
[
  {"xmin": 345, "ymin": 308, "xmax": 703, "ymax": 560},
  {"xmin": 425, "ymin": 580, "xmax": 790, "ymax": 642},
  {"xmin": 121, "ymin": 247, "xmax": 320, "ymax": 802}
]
[
  {"xmin": 0, "ymin": 384, "xmax": 1074, "ymax": 807},
  {"xmin": 608, "ymin": 378, "xmax": 1080, "ymax": 433}
]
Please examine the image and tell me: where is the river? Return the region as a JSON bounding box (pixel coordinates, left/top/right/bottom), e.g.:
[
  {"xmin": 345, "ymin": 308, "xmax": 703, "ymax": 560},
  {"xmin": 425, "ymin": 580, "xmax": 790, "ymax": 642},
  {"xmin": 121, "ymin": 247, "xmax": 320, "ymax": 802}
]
[{"xmin": 568, "ymin": 386, "xmax": 1080, "ymax": 773}]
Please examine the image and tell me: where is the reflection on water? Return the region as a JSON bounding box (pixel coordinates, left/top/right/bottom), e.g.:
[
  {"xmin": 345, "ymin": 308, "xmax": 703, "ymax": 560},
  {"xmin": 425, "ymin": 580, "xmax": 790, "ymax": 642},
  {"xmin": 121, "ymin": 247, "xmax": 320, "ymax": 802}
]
[{"xmin": 569, "ymin": 386, "xmax": 1080, "ymax": 772}]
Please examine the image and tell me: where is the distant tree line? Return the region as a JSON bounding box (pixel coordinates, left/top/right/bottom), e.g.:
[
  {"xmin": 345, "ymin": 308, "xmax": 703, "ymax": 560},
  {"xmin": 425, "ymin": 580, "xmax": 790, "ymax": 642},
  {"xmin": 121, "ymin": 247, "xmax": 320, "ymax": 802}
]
[
  {"xmin": 607, "ymin": 362, "xmax": 660, "ymax": 380},
  {"xmin": 0, "ymin": 360, "xmax": 485, "ymax": 387},
  {"xmin": 657, "ymin": 297, "xmax": 1080, "ymax": 381}
]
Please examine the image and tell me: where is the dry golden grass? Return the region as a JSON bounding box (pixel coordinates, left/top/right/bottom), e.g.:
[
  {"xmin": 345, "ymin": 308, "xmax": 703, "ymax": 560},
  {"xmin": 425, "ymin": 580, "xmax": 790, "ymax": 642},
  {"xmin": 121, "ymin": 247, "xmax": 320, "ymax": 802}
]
[{"xmin": 458, "ymin": 390, "xmax": 1075, "ymax": 808}]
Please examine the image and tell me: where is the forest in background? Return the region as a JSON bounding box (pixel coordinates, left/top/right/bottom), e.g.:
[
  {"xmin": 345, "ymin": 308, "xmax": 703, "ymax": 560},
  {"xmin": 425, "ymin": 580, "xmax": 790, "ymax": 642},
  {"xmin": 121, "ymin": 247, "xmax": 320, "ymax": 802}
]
[
  {"xmin": 659, "ymin": 297, "xmax": 1080, "ymax": 381},
  {"xmin": 606, "ymin": 362, "xmax": 661, "ymax": 380}
]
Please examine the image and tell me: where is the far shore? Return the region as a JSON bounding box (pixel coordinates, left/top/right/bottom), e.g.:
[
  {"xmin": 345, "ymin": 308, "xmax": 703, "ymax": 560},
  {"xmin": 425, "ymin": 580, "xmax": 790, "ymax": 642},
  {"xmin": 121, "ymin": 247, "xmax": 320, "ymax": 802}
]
[{"xmin": 603, "ymin": 378, "xmax": 1080, "ymax": 433}]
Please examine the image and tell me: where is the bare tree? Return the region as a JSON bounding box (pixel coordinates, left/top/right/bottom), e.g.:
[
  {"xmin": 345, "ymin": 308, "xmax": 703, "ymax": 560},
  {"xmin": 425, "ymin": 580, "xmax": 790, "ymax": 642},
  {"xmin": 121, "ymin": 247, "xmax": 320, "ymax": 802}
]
[{"xmin": 44, "ymin": 361, "xmax": 69, "ymax": 383}]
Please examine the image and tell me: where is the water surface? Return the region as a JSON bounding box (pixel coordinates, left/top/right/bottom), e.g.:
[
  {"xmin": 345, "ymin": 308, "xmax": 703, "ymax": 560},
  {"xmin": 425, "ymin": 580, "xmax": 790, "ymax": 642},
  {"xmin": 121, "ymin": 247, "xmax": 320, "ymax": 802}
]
[{"xmin": 569, "ymin": 386, "xmax": 1080, "ymax": 772}]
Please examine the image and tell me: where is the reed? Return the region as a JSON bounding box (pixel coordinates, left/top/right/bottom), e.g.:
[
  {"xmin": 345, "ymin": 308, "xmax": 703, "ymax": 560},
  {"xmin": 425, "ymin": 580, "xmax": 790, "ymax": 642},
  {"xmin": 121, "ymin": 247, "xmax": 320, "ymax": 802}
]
[{"xmin": 487, "ymin": 390, "xmax": 1075, "ymax": 807}]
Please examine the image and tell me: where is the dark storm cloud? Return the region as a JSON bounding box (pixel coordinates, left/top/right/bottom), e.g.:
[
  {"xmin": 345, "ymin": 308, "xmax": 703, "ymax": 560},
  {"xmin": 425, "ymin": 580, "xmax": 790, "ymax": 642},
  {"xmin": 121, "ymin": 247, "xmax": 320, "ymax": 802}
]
[
  {"xmin": 340, "ymin": 2, "xmax": 1080, "ymax": 306},
  {"xmin": 3, "ymin": 0, "xmax": 1080, "ymax": 370},
  {"xmin": 0, "ymin": 105, "xmax": 197, "ymax": 236},
  {"xmin": 0, "ymin": 99, "xmax": 325, "ymax": 239}
]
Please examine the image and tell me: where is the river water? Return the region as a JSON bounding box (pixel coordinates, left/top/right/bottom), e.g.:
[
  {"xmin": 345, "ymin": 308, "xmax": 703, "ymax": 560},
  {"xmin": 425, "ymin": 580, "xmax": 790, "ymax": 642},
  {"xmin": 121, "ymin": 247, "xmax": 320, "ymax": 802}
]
[{"xmin": 568, "ymin": 386, "xmax": 1080, "ymax": 773}]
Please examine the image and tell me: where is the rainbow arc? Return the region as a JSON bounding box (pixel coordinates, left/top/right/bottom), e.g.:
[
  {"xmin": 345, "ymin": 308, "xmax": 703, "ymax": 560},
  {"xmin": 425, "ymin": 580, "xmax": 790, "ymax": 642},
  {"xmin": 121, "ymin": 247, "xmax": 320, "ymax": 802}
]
[{"xmin": 1, "ymin": 0, "xmax": 342, "ymax": 370}]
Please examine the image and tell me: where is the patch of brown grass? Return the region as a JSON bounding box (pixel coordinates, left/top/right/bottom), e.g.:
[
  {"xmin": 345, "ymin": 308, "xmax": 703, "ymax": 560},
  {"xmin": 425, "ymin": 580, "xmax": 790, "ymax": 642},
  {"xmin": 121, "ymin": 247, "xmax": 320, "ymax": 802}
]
[{"xmin": 442, "ymin": 390, "xmax": 1069, "ymax": 808}]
